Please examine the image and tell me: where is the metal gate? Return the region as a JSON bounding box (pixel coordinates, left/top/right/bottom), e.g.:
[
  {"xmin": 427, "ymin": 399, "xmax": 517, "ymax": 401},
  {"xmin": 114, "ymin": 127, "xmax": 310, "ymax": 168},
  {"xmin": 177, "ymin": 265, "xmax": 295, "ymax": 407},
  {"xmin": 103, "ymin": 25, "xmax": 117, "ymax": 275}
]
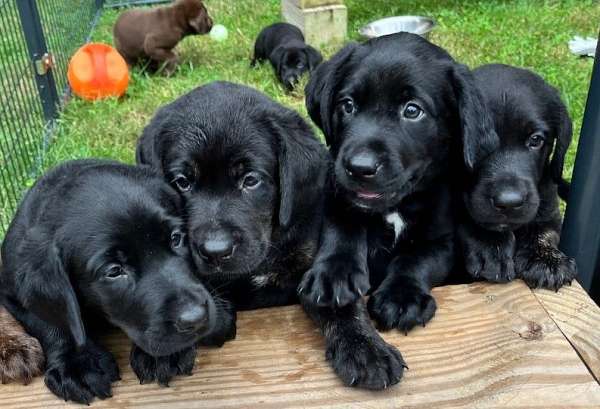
[{"xmin": 0, "ymin": 0, "xmax": 102, "ymax": 234}]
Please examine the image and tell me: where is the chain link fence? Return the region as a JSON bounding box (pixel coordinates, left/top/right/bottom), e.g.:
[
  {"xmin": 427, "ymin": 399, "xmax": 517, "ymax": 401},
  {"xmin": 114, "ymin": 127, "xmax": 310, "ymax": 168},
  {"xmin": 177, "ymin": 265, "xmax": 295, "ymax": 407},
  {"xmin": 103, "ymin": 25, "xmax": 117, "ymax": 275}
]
[
  {"xmin": 0, "ymin": 0, "xmax": 104, "ymax": 235},
  {"xmin": 0, "ymin": 0, "xmax": 169, "ymax": 236}
]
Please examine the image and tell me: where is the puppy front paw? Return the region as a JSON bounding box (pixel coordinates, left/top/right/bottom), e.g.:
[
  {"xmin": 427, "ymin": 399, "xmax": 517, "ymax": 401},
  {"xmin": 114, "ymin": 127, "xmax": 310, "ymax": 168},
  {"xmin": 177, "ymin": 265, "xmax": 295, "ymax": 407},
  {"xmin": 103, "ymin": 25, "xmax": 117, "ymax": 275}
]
[
  {"xmin": 298, "ymin": 256, "xmax": 369, "ymax": 308},
  {"xmin": 130, "ymin": 344, "xmax": 197, "ymax": 386},
  {"xmin": 44, "ymin": 341, "xmax": 119, "ymax": 404},
  {"xmin": 516, "ymin": 241, "xmax": 577, "ymax": 291},
  {"xmin": 0, "ymin": 320, "xmax": 44, "ymax": 384},
  {"xmin": 368, "ymin": 286, "xmax": 436, "ymax": 333},
  {"xmin": 326, "ymin": 333, "xmax": 405, "ymax": 390},
  {"xmin": 463, "ymin": 234, "xmax": 516, "ymax": 283}
]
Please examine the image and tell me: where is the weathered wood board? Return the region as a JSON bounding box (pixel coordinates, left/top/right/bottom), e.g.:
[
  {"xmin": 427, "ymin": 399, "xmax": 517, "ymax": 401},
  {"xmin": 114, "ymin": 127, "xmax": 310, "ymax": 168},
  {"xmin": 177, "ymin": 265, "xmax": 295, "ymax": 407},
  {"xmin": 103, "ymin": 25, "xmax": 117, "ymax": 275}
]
[
  {"xmin": 534, "ymin": 281, "xmax": 600, "ymax": 382},
  {"xmin": 1, "ymin": 281, "xmax": 599, "ymax": 408}
]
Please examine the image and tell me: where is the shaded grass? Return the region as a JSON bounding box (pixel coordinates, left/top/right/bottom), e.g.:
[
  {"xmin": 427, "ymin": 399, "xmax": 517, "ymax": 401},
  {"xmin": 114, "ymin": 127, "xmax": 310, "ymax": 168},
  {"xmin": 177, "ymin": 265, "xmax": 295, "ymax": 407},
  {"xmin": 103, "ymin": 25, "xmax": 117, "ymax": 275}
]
[{"xmin": 39, "ymin": 0, "xmax": 600, "ymax": 187}]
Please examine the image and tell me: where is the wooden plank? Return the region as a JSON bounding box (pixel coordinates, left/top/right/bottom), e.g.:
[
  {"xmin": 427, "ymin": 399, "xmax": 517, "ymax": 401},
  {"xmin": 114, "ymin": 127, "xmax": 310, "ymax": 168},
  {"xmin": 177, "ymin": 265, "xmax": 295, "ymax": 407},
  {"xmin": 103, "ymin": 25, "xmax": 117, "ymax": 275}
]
[
  {"xmin": 534, "ymin": 281, "xmax": 600, "ymax": 381},
  {"xmin": 1, "ymin": 281, "xmax": 599, "ymax": 408}
]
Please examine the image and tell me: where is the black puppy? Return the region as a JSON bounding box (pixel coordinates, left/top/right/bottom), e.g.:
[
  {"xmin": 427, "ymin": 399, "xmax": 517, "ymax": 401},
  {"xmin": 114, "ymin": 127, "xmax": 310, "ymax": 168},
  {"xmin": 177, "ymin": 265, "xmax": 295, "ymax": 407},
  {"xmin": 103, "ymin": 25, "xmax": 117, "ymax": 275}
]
[
  {"xmin": 251, "ymin": 22, "xmax": 322, "ymax": 90},
  {"xmin": 457, "ymin": 64, "xmax": 577, "ymax": 290},
  {"xmin": 136, "ymin": 81, "xmax": 326, "ymax": 312},
  {"xmin": 300, "ymin": 33, "xmax": 498, "ymax": 387},
  {"xmin": 0, "ymin": 160, "xmax": 227, "ymax": 404},
  {"xmin": 137, "ymin": 82, "xmax": 406, "ymax": 389}
]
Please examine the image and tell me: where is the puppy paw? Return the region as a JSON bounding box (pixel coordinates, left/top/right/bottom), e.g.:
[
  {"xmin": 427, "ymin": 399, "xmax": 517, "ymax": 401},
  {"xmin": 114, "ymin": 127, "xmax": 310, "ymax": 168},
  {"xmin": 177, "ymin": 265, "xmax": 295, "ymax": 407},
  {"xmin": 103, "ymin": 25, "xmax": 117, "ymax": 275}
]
[
  {"xmin": 130, "ymin": 344, "xmax": 197, "ymax": 386},
  {"xmin": 516, "ymin": 244, "xmax": 577, "ymax": 291},
  {"xmin": 44, "ymin": 341, "xmax": 119, "ymax": 404},
  {"xmin": 0, "ymin": 325, "xmax": 44, "ymax": 384},
  {"xmin": 298, "ymin": 256, "xmax": 369, "ymax": 308},
  {"xmin": 464, "ymin": 237, "xmax": 516, "ymax": 283},
  {"xmin": 326, "ymin": 333, "xmax": 405, "ymax": 390},
  {"xmin": 368, "ymin": 286, "xmax": 437, "ymax": 333}
]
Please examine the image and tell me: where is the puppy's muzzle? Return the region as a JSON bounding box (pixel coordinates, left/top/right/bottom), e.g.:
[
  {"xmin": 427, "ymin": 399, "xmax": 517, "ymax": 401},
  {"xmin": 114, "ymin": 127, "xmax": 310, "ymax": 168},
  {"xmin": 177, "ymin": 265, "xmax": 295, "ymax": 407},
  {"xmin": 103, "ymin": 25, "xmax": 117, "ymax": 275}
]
[
  {"xmin": 174, "ymin": 302, "xmax": 209, "ymax": 334},
  {"xmin": 492, "ymin": 187, "xmax": 526, "ymax": 211},
  {"xmin": 344, "ymin": 150, "xmax": 381, "ymax": 180},
  {"xmin": 197, "ymin": 229, "xmax": 236, "ymax": 265},
  {"xmin": 205, "ymin": 16, "xmax": 214, "ymax": 32}
]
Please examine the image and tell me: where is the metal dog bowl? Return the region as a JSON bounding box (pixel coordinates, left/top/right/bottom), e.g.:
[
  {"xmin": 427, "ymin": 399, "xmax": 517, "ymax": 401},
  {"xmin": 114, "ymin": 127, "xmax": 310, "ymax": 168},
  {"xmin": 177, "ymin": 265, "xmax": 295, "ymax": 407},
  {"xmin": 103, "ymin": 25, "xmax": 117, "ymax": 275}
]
[{"xmin": 359, "ymin": 16, "xmax": 436, "ymax": 40}]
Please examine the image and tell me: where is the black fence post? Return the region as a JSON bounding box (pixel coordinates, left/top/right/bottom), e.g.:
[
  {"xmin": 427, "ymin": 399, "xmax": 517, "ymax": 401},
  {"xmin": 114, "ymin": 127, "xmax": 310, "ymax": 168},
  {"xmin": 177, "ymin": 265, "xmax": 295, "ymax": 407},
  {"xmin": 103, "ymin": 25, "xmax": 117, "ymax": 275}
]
[
  {"xmin": 16, "ymin": 0, "xmax": 59, "ymax": 123},
  {"xmin": 560, "ymin": 31, "xmax": 600, "ymax": 300}
]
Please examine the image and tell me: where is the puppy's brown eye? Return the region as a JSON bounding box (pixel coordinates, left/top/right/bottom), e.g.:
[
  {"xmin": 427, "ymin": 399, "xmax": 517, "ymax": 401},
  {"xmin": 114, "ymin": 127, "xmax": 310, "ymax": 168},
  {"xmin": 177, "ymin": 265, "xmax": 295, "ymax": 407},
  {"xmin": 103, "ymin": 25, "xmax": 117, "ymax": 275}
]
[
  {"xmin": 341, "ymin": 99, "xmax": 355, "ymax": 115},
  {"xmin": 241, "ymin": 172, "xmax": 261, "ymax": 190},
  {"xmin": 403, "ymin": 103, "xmax": 423, "ymax": 120},
  {"xmin": 527, "ymin": 133, "xmax": 545, "ymax": 150},
  {"xmin": 105, "ymin": 264, "xmax": 126, "ymax": 280},
  {"xmin": 171, "ymin": 231, "xmax": 184, "ymax": 249},
  {"xmin": 172, "ymin": 174, "xmax": 191, "ymax": 192}
]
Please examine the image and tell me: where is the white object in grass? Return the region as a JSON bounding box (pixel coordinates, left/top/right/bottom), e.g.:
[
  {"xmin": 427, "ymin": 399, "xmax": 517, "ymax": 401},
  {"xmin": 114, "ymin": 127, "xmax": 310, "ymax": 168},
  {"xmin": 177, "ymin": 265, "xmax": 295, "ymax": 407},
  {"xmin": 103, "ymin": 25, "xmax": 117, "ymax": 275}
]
[
  {"xmin": 210, "ymin": 24, "xmax": 228, "ymax": 42},
  {"xmin": 569, "ymin": 36, "xmax": 596, "ymax": 57}
]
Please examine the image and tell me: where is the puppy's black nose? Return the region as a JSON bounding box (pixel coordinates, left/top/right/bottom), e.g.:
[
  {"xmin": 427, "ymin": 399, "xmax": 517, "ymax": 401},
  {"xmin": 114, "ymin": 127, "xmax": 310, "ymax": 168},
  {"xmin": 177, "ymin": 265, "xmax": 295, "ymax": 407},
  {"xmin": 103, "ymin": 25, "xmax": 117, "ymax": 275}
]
[
  {"xmin": 345, "ymin": 152, "xmax": 380, "ymax": 179},
  {"xmin": 198, "ymin": 230, "xmax": 235, "ymax": 264},
  {"xmin": 175, "ymin": 304, "xmax": 208, "ymax": 333},
  {"xmin": 493, "ymin": 189, "xmax": 525, "ymax": 210}
]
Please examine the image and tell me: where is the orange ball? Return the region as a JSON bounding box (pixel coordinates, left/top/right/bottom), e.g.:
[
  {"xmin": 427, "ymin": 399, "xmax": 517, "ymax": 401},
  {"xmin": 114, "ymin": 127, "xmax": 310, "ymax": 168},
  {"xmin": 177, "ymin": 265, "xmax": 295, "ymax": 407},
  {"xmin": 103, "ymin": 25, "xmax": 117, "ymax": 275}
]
[{"xmin": 68, "ymin": 43, "xmax": 129, "ymax": 100}]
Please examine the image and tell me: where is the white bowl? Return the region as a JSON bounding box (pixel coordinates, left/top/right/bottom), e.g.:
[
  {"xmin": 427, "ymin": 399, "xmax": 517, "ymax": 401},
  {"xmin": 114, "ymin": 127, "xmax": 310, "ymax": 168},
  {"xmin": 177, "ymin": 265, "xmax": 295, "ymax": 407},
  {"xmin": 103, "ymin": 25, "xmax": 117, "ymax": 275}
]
[{"xmin": 359, "ymin": 16, "xmax": 436, "ymax": 39}]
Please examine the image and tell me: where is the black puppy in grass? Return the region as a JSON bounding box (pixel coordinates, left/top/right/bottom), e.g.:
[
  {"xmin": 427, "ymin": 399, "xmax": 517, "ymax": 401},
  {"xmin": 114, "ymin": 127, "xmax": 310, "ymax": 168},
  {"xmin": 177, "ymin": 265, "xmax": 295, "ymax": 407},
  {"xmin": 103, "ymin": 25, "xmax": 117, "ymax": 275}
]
[
  {"xmin": 457, "ymin": 64, "xmax": 577, "ymax": 290},
  {"xmin": 0, "ymin": 160, "xmax": 229, "ymax": 404},
  {"xmin": 136, "ymin": 81, "xmax": 408, "ymax": 389},
  {"xmin": 252, "ymin": 22, "xmax": 322, "ymax": 90},
  {"xmin": 299, "ymin": 32, "xmax": 499, "ymax": 388}
]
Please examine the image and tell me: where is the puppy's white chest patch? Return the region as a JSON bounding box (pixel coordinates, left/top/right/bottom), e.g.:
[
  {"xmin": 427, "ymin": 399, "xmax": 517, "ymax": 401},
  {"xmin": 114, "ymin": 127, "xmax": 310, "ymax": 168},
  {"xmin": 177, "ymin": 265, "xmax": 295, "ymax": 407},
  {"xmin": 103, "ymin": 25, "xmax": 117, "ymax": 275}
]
[{"xmin": 385, "ymin": 211, "xmax": 406, "ymax": 244}]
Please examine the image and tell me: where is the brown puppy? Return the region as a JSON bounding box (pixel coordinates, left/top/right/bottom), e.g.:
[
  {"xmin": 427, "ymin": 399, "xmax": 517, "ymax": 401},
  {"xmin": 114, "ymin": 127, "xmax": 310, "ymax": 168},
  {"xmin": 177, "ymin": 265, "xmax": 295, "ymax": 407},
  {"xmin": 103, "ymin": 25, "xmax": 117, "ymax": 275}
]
[
  {"xmin": 0, "ymin": 306, "xmax": 44, "ymax": 384},
  {"xmin": 113, "ymin": 0, "xmax": 213, "ymax": 74}
]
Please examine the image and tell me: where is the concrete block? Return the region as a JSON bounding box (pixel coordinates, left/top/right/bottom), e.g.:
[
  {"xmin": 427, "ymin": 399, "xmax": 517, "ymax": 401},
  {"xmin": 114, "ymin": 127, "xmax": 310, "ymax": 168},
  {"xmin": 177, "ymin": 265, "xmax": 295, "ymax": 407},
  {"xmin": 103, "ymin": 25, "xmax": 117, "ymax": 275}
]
[{"xmin": 282, "ymin": 1, "xmax": 347, "ymax": 48}]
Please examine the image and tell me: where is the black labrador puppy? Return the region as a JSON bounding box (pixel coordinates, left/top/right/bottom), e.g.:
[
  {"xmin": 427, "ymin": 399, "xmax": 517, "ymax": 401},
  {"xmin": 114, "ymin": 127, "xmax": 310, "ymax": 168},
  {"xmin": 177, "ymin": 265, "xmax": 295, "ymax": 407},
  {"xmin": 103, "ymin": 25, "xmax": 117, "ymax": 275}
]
[
  {"xmin": 300, "ymin": 33, "xmax": 498, "ymax": 388},
  {"xmin": 251, "ymin": 22, "xmax": 322, "ymax": 90},
  {"xmin": 0, "ymin": 160, "xmax": 227, "ymax": 404},
  {"xmin": 457, "ymin": 64, "xmax": 577, "ymax": 289},
  {"xmin": 136, "ymin": 81, "xmax": 326, "ymax": 326}
]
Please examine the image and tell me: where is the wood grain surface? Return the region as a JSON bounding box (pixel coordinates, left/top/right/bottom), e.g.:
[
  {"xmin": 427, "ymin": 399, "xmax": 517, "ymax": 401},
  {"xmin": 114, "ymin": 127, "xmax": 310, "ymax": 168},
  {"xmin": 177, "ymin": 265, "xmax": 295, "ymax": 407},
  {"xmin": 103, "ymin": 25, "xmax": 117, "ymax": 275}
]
[
  {"xmin": 534, "ymin": 281, "xmax": 600, "ymax": 382},
  {"xmin": 1, "ymin": 281, "xmax": 599, "ymax": 409}
]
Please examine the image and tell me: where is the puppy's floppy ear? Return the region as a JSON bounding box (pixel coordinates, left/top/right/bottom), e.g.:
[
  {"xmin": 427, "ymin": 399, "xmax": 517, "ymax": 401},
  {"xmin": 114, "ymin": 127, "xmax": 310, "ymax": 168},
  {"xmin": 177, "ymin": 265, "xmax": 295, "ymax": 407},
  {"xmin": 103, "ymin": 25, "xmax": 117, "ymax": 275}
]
[
  {"xmin": 304, "ymin": 45, "xmax": 323, "ymax": 71},
  {"xmin": 450, "ymin": 64, "xmax": 499, "ymax": 170},
  {"xmin": 18, "ymin": 240, "xmax": 86, "ymax": 348},
  {"xmin": 549, "ymin": 103, "xmax": 573, "ymax": 186},
  {"xmin": 270, "ymin": 46, "xmax": 287, "ymax": 81},
  {"xmin": 135, "ymin": 127, "xmax": 156, "ymax": 167},
  {"xmin": 136, "ymin": 114, "xmax": 169, "ymax": 172},
  {"xmin": 268, "ymin": 111, "xmax": 326, "ymax": 230},
  {"xmin": 305, "ymin": 42, "xmax": 358, "ymax": 145}
]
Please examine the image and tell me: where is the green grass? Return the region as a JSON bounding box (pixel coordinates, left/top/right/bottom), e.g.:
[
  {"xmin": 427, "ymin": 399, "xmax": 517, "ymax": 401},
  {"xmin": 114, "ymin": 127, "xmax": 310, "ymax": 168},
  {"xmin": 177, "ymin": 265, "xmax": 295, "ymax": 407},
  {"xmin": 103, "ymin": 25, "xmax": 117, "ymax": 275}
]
[{"xmin": 39, "ymin": 0, "xmax": 600, "ymax": 187}]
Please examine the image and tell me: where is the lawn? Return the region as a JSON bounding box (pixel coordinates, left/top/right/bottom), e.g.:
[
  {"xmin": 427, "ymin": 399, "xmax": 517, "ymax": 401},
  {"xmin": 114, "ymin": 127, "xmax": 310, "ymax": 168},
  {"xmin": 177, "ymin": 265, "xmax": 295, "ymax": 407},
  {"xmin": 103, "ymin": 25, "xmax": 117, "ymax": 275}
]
[{"xmin": 38, "ymin": 0, "xmax": 600, "ymax": 191}]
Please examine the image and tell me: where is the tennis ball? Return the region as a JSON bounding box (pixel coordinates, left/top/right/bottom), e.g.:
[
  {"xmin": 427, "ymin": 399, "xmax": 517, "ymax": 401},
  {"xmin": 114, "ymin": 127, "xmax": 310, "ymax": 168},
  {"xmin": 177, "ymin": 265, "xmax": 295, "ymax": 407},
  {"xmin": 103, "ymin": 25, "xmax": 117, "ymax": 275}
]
[{"xmin": 209, "ymin": 24, "xmax": 228, "ymax": 42}]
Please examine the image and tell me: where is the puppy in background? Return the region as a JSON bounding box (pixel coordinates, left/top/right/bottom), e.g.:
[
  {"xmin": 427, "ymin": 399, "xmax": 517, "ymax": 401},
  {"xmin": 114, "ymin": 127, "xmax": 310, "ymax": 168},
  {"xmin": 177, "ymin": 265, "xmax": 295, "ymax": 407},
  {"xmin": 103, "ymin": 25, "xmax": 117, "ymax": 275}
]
[
  {"xmin": 113, "ymin": 0, "xmax": 213, "ymax": 74},
  {"xmin": 458, "ymin": 64, "xmax": 577, "ymax": 290},
  {"xmin": 252, "ymin": 22, "xmax": 322, "ymax": 90},
  {"xmin": 1, "ymin": 160, "xmax": 229, "ymax": 404}
]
